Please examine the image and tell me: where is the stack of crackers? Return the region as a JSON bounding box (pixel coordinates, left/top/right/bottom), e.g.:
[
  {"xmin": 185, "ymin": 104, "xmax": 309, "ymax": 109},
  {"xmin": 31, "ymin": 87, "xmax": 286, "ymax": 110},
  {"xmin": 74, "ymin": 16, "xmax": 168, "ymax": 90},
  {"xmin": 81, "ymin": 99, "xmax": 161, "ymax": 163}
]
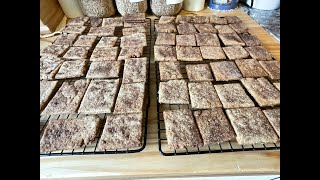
[
  {"xmin": 155, "ymin": 15, "xmax": 280, "ymax": 149},
  {"xmin": 40, "ymin": 14, "xmax": 149, "ymax": 153}
]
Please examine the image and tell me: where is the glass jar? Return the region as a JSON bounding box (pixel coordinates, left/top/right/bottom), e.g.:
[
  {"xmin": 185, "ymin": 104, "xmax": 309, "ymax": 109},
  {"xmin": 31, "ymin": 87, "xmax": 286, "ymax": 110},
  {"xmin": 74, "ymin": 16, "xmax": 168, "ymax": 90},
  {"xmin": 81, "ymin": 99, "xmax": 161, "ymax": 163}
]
[
  {"xmin": 78, "ymin": 0, "xmax": 115, "ymax": 17},
  {"xmin": 151, "ymin": 0, "xmax": 183, "ymax": 16},
  {"xmin": 115, "ymin": 0, "xmax": 148, "ymax": 16}
]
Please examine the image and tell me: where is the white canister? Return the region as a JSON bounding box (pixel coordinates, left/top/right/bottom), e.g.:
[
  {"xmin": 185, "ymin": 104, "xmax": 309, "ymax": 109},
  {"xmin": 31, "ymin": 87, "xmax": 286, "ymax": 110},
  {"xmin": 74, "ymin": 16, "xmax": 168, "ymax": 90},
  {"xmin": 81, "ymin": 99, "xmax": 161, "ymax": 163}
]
[
  {"xmin": 243, "ymin": 0, "xmax": 280, "ymax": 10},
  {"xmin": 183, "ymin": 0, "xmax": 206, "ymax": 12},
  {"xmin": 58, "ymin": 0, "xmax": 84, "ymax": 18}
]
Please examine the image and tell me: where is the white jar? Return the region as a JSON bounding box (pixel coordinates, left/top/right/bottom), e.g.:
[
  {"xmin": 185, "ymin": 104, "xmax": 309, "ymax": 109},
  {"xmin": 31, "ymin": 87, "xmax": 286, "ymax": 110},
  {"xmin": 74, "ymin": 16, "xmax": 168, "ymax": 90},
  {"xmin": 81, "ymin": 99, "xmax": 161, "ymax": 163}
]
[
  {"xmin": 183, "ymin": 0, "xmax": 205, "ymax": 12},
  {"xmin": 243, "ymin": 0, "xmax": 280, "ymax": 10}
]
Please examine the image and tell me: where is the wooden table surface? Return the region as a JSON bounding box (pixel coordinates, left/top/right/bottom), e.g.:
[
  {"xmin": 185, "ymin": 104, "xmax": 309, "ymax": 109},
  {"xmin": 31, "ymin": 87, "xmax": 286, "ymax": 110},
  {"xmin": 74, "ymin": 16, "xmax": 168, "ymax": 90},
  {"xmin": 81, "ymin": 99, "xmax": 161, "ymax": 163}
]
[{"xmin": 40, "ymin": 7, "xmax": 280, "ymax": 179}]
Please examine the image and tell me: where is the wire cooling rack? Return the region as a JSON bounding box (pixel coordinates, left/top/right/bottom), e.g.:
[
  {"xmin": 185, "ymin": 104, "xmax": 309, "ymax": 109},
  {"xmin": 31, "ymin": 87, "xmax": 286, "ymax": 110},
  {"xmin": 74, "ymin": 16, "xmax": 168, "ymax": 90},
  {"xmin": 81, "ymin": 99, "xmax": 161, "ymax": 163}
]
[
  {"xmin": 40, "ymin": 18, "xmax": 152, "ymax": 156},
  {"xmin": 154, "ymin": 18, "xmax": 280, "ymax": 156}
]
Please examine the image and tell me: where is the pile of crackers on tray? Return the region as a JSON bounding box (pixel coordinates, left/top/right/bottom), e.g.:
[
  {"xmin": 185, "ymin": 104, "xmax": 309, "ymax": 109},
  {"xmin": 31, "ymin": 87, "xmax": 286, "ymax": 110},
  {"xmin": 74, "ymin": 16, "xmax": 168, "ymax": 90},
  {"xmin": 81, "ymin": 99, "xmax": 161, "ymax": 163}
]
[
  {"xmin": 155, "ymin": 15, "xmax": 280, "ymax": 149},
  {"xmin": 40, "ymin": 13, "xmax": 148, "ymax": 153}
]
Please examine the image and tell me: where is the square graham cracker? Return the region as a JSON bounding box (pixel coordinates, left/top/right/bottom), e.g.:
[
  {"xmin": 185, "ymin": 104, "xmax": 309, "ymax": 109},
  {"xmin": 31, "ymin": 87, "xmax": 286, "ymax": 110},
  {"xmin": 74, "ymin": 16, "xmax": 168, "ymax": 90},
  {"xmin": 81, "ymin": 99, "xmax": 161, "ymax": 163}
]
[
  {"xmin": 240, "ymin": 77, "xmax": 280, "ymax": 107},
  {"xmin": 86, "ymin": 61, "xmax": 121, "ymax": 79},
  {"xmin": 73, "ymin": 35, "xmax": 97, "ymax": 47},
  {"xmin": 159, "ymin": 62, "xmax": 183, "ymax": 81},
  {"xmin": 40, "ymin": 115, "xmax": 101, "ymax": 153},
  {"xmin": 96, "ymin": 37, "xmax": 118, "ymax": 47},
  {"xmin": 40, "ymin": 45, "xmax": 69, "ymax": 57},
  {"xmin": 158, "ymin": 80, "xmax": 190, "ymax": 104},
  {"xmin": 40, "ymin": 56, "xmax": 63, "ymax": 80},
  {"xmin": 214, "ymin": 83, "xmax": 255, "ymax": 108},
  {"xmin": 159, "ymin": 16, "xmax": 176, "ymax": 24},
  {"xmin": 194, "ymin": 24, "xmax": 217, "ymax": 33},
  {"xmin": 118, "ymin": 47, "xmax": 144, "ymax": 60},
  {"xmin": 40, "ymin": 80, "xmax": 59, "ymax": 112},
  {"xmin": 176, "ymin": 46, "xmax": 202, "ymax": 61},
  {"xmin": 225, "ymin": 16, "xmax": 242, "ymax": 24},
  {"xmin": 215, "ymin": 25, "xmax": 236, "ymax": 34},
  {"xmin": 120, "ymin": 33, "xmax": 147, "ymax": 47},
  {"xmin": 195, "ymin": 33, "xmax": 220, "ymax": 46},
  {"xmin": 78, "ymin": 79, "xmax": 120, "ymax": 114},
  {"xmin": 155, "ymin": 23, "xmax": 177, "ymax": 33},
  {"xmin": 90, "ymin": 47, "xmax": 119, "ymax": 61},
  {"xmin": 67, "ymin": 17, "xmax": 89, "ymax": 26},
  {"xmin": 97, "ymin": 113, "xmax": 143, "ymax": 150},
  {"xmin": 41, "ymin": 79, "xmax": 90, "ymax": 115},
  {"xmin": 200, "ymin": 46, "xmax": 226, "ymax": 60},
  {"xmin": 235, "ymin": 59, "xmax": 269, "ymax": 78},
  {"xmin": 194, "ymin": 108, "xmax": 236, "ymax": 145},
  {"xmin": 229, "ymin": 23, "xmax": 248, "ymax": 33},
  {"xmin": 55, "ymin": 59, "xmax": 88, "ymax": 79},
  {"xmin": 163, "ymin": 109, "xmax": 203, "ymax": 149},
  {"xmin": 154, "ymin": 46, "xmax": 177, "ymax": 61},
  {"xmin": 177, "ymin": 23, "xmax": 197, "ymax": 34},
  {"xmin": 87, "ymin": 26, "xmax": 115, "ymax": 37},
  {"xmin": 102, "ymin": 17, "xmax": 123, "ymax": 27},
  {"xmin": 218, "ymin": 33, "xmax": 246, "ymax": 46},
  {"xmin": 176, "ymin": 34, "xmax": 196, "ymax": 46},
  {"xmin": 239, "ymin": 33, "xmax": 262, "ymax": 47},
  {"xmin": 113, "ymin": 82, "xmax": 145, "ymax": 114},
  {"xmin": 226, "ymin": 107, "xmax": 279, "ymax": 145},
  {"xmin": 175, "ymin": 15, "xmax": 193, "ymax": 24},
  {"xmin": 122, "ymin": 58, "xmax": 147, "ymax": 83},
  {"xmin": 209, "ymin": 61, "xmax": 243, "ymax": 81},
  {"xmin": 222, "ymin": 46, "xmax": 249, "ymax": 60},
  {"xmin": 122, "ymin": 26, "xmax": 146, "ymax": 36},
  {"xmin": 61, "ymin": 26, "xmax": 86, "ymax": 34},
  {"xmin": 53, "ymin": 34, "xmax": 78, "ymax": 46},
  {"xmin": 245, "ymin": 46, "xmax": 273, "ymax": 61},
  {"xmin": 155, "ymin": 33, "xmax": 176, "ymax": 46},
  {"xmin": 63, "ymin": 47, "xmax": 89, "ymax": 60},
  {"xmin": 188, "ymin": 82, "xmax": 222, "ymax": 109},
  {"xmin": 259, "ymin": 60, "xmax": 280, "ymax": 80},
  {"xmin": 263, "ymin": 108, "xmax": 280, "ymax": 137},
  {"xmin": 209, "ymin": 15, "xmax": 228, "ymax": 25},
  {"xmin": 186, "ymin": 64, "xmax": 214, "ymax": 82}
]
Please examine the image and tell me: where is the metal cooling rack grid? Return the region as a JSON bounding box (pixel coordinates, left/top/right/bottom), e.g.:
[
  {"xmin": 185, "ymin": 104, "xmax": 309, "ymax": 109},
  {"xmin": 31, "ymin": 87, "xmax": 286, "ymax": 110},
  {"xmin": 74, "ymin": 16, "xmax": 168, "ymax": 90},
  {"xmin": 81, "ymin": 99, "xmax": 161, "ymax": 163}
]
[
  {"xmin": 153, "ymin": 18, "xmax": 280, "ymax": 156},
  {"xmin": 40, "ymin": 18, "xmax": 152, "ymax": 156}
]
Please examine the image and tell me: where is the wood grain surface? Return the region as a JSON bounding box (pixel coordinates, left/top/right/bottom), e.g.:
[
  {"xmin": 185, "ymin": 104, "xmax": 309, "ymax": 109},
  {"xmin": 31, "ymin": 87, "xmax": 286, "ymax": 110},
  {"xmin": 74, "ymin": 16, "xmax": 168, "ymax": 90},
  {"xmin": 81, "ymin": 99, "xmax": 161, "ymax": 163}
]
[
  {"xmin": 40, "ymin": 7, "xmax": 280, "ymax": 179},
  {"xmin": 40, "ymin": 0, "xmax": 65, "ymax": 32}
]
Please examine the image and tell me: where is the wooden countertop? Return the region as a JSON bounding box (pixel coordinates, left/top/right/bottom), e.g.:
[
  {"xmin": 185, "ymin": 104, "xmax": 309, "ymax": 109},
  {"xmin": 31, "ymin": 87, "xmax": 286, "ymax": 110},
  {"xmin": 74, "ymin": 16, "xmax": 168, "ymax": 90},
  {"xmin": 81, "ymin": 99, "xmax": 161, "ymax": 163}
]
[{"xmin": 40, "ymin": 7, "xmax": 280, "ymax": 179}]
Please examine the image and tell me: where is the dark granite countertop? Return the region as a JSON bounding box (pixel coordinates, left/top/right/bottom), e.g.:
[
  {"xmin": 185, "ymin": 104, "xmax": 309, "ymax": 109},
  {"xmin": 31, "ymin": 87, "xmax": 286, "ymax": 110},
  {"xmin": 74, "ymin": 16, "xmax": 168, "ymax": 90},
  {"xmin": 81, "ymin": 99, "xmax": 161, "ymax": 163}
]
[{"xmin": 239, "ymin": 2, "xmax": 280, "ymax": 42}]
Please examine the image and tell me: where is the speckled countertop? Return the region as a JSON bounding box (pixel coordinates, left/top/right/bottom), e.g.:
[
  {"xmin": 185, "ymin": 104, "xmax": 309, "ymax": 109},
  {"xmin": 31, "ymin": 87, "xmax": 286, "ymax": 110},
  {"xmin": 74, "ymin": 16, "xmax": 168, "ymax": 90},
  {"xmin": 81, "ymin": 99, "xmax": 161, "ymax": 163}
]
[{"xmin": 239, "ymin": 2, "xmax": 280, "ymax": 41}]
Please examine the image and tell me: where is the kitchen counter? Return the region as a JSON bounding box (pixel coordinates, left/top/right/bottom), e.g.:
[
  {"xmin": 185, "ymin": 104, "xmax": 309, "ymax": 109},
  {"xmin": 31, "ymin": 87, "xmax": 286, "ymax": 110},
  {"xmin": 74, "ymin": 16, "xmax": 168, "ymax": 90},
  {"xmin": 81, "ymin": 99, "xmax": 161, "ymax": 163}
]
[
  {"xmin": 40, "ymin": 7, "xmax": 280, "ymax": 179},
  {"xmin": 239, "ymin": 2, "xmax": 280, "ymax": 41}
]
